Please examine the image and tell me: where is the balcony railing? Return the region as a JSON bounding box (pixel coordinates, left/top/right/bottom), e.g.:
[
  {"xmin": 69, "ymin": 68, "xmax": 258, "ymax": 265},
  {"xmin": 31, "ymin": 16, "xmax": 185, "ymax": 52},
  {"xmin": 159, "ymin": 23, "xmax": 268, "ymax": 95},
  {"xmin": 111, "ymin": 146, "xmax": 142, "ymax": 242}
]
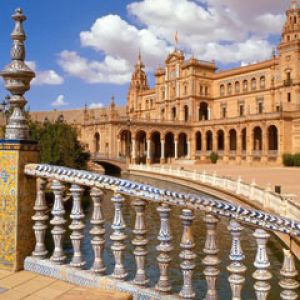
[{"xmin": 24, "ymin": 163, "xmax": 300, "ymax": 299}]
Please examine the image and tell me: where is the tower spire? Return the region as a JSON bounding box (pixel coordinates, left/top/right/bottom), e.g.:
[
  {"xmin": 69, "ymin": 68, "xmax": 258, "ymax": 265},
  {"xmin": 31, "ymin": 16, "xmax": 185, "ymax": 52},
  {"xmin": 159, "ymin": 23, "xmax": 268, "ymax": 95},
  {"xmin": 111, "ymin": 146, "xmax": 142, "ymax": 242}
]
[{"xmin": 291, "ymin": 0, "xmax": 298, "ymax": 9}]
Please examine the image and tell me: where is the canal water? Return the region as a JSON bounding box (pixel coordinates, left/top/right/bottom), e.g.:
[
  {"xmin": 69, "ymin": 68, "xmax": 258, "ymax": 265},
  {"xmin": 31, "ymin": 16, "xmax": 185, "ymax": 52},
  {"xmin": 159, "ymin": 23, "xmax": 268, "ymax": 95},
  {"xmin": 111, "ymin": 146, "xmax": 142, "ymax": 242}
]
[{"xmin": 46, "ymin": 174, "xmax": 300, "ymax": 299}]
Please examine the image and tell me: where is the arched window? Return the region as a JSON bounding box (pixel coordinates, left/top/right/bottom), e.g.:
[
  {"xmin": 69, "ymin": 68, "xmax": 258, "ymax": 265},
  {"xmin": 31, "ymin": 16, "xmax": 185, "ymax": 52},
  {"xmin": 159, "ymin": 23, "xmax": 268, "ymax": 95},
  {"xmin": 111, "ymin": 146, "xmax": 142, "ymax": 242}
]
[
  {"xmin": 268, "ymin": 125, "xmax": 278, "ymax": 151},
  {"xmin": 199, "ymin": 102, "xmax": 209, "ymax": 121},
  {"xmin": 171, "ymin": 107, "xmax": 176, "ymax": 120},
  {"xmin": 220, "ymin": 84, "xmax": 225, "ymax": 96},
  {"xmin": 253, "ymin": 127, "xmax": 263, "ymax": 151},
  {"xmin": 217, "ymin": 130, "xmax": 224, "ymax": 151},
  {"xmin": 229, "ymin": 129, "xmax": 237, "ymax": 151},
  {"xmin": 251, "ymin": 78, "xmax": 256, "ymax": 91},
  {"xmin": 260, "ymin": 76, "xmax": 266, "ymax": 89},
  {"xmin": 227, "ymin": 83, "xmax": 232, "ymax": 95},
  {"xmin": 184, "ymin": 105, "xmax": 189, "ymax": 122},
  {"xmin": 94, "ymin": 133, "xmax": 100, "ymax": 153},
  {"xmin": 196, "ymin": 131, "xmax": 202, "ymax": 151},
  {"xmin": 243, "ymin": 80, "xmax": 248, "ymax": 92},
  {"xmin": 235, "ymin": 81, "xmax": 240, "ymax": 94},
  {"xmin": 206, "ymin": 131, "xmax": 213, "ymax": 151}
]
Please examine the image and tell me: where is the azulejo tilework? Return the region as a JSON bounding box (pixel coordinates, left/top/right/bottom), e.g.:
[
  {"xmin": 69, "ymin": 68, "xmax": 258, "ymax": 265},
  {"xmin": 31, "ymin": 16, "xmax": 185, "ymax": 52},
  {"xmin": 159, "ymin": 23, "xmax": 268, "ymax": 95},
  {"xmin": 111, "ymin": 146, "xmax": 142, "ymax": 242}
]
[{"xmin": 0, "ymin": 150, "xmax": 18, "ymax": 269}]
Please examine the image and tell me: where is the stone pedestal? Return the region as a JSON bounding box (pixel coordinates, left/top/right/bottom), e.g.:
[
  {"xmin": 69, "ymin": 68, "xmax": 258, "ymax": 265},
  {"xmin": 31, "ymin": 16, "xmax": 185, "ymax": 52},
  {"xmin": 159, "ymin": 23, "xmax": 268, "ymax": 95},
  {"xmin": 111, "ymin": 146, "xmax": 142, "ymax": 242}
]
[{"xmin": 0, "ymin": 140, "xmax": 38, "ymax": 271}]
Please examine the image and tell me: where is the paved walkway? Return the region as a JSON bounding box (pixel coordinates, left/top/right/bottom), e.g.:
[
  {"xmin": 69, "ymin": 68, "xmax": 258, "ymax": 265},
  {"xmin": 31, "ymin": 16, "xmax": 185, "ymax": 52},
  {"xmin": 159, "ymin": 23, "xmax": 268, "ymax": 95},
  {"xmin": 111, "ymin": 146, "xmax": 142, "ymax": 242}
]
[
  {"xmin": 0, "ymin": 270, "xmax": 131, "ymax": 300},
  {"xmin": 172, "ymin": 162, "xmax": 300, "ymax": 201}
]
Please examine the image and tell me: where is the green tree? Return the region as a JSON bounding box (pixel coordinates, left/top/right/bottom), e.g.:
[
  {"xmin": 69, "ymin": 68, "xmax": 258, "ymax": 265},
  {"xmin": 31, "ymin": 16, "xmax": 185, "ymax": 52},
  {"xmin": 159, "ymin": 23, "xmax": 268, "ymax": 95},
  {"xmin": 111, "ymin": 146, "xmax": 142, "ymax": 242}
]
[{"xmin": 29, "ymin": 119, "xmax": 90, "ymax": 170}]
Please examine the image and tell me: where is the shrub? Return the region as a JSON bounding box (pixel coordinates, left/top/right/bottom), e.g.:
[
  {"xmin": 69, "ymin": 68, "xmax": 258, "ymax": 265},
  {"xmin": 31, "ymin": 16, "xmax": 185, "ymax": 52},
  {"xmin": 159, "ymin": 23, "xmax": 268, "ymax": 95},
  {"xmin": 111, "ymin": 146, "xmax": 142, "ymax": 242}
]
[
  {"xmin": 283, "ymin": 153, "xmax": 294, "ymax": 167},
  {"xmin": 210, "ymin": 152, "xmax": 219, "ymax": 164},
  {"xmin": 294, "ymin": 153, "xmax": 300, "ymax": 166}
]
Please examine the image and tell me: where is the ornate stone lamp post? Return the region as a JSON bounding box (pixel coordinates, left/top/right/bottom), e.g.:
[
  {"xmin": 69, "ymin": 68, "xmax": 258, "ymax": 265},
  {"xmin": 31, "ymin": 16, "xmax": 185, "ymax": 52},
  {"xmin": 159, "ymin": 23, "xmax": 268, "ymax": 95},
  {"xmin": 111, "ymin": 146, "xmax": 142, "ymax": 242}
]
[
  {"xmin": 0, "ymin": 8, "xmax": 35, "ymax": 140},
  {"xmin": 0, "ymin": 8, "xmax": 38, "ymax": 271}
]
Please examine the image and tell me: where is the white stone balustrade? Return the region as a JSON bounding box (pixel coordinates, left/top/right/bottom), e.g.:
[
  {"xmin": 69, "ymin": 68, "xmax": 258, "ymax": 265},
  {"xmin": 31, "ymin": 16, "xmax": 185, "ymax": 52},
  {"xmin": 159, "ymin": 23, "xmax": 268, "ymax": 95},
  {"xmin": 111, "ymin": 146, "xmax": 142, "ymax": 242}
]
[{"xmin": 25, "ymin": 163, "xmax": 300, "ymax": 300}]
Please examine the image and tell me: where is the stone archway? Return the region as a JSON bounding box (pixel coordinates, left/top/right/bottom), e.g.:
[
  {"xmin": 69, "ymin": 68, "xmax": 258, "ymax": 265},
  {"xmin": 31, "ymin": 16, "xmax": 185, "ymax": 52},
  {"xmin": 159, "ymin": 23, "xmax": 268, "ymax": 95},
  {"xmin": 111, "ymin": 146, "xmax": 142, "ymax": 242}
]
[
  {"xmin": 136, "ymin": 130, "xmax": 147, "ymax": 164},
  {"xmin": 268, "ymin": 125, "xmax": 278, "ymax": 151},
  {"xmin": 253, "ymin": 126, "xmax": 262, "ymax": 151},
  {"xmin": 178, "ymin": 132, "xmax": 188, "ymax": 158},
  {"xmin": 229, "ymin": 129, "xmax": 237, "ymax": 151},
  {"xmin": 217, "ymin": 130, "xmax": 224, "ymax": 151},
  {"xmin": 120, "ymin": 130, "xmax": 132, "ymax": 158},
  {"xmin": 165, "ymin": 132, "xmax": 175, "ymax": 160},
  {"xmin": 195, "ymin": 131, "xmax": 202, "ymax": 151},
  {"xmin": 241, "ymin": 128, "xmax": 247, "ymax": 152},
  {"xmin": 94, "ymin": 132, "xmax": 100, "ymax": 153},
  {"xmin": 151, "ymin": 131, "xmax": 161, "ymax": 163},
  {"xmin": 206, "ymin": 130, "xmax": 213, "ymax": 151},
  {"xmin": 199, "ymin": 102, "xmax": 209, "ymax": 121}
]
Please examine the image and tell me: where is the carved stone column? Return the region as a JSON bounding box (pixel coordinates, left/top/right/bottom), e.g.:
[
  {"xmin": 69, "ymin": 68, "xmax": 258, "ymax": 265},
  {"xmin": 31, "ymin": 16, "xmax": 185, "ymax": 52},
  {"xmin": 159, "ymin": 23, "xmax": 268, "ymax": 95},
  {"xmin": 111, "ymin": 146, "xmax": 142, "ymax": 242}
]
[
  {"xmin": 146, "ymin": 139, "xmax": 151, "ymax": 164},
  {"xmin": 175, "ymin": 140, "xmax": 179, "ymax": 160},
  {"xmin": 155, "ymin": 204, "xmax": 173, "ymax": 294},
  {"xmin": 132, "ymin": 199, "xmax": 148, "ymax": 286},
  {"xmin": 50, "ymin": 180, "xmax": 66, "ymax": 265},
  {"xmin": 90, "ymin": 187, "xmax": 106, "ymax": 274},
  {"xmin": 252, "ymin": 229, "xmax": 272, "ymax": 300},
  {"xmin": 110, "ymin": 193, "xmax": 128, "ymax": 279},
  {"xmin": 32, "ymin": 177, "xmax": 48, "ymax": 259},
  {"xmin": 202, "ymin": 214, "xmax": 220, "ymax": 300},
  {"xmin": 161, "ymin": 140, "xmax": 165, "ymax": 164},
  {"xmin": 179, "ymin": 209, "xmax": 196, "ymax": 299},
  {"xmin": 227, "ymin": 220, "xmax": 246, "ymax": 300},
  {"xmin": 279, "ymin": 249, "xmax": 299, "ymax": 300},
  {"xmin": 69, "ymin": 184, "xmax": 85, "ymax": 268}
]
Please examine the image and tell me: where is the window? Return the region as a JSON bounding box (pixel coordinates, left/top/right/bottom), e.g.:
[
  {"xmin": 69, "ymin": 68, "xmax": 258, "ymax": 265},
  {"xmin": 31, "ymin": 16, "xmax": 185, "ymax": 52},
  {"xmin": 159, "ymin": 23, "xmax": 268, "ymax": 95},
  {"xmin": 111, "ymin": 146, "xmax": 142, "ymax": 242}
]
[
  {"xmin": 251, "ymin": 78, "xmax": 256, "ymax": 91},
  {"xmin": 288, "ymin": 92, "xmax": 292, "ymax": 102},
  {"xmin": 222, "ymin": 106, "xmax": 227, "ymax": 118},
  {"xmin": 239, "ymin": 104, "xmax": 245, "ymax": 117},
  {"xmin": 205, "ymin": 86, "xmax": 208, "ymax": 96},
  {"xmin": 184, "ymin": 85, "xmax": 187, "ymax": 95},
  {"xmin": 260, "ymin": 76, "xmax": 266, "ymax": 89},
  {"xmin": 276, "ymin": 105, "xmax": 280, "ymax": 112},
  {"xmin": 220, "ymin": 84, "xmax": 225, "ymax": 96},
  {"xmin": 228, "ymin": 83, "xmax": 232, "ymax": 95},
  {"xmin": 171, "ymin": 107, "xmax": 176, "ymax": 120},
  {"xmin": 258, "ymin": 102, "xmax": 263, "ymax": 114},
  {"xmin": 243, "ymin": 80, "xmax": 248, "ymax": 92},
  {"xmin": 235, "ymin": 82, "xmax": 240, "ymax": 94},
  {"xmin": 200, "ymin": 85, "xmax": 204, "ymax": 95}
]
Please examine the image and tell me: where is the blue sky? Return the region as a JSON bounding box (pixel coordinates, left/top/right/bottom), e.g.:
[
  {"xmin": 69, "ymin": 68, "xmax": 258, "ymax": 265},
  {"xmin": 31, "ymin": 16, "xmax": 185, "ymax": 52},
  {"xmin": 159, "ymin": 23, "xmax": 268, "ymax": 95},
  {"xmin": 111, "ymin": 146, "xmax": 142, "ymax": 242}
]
[{"xmin": 0, "ymin": 0, "xmax": 290, "ymax": 111}]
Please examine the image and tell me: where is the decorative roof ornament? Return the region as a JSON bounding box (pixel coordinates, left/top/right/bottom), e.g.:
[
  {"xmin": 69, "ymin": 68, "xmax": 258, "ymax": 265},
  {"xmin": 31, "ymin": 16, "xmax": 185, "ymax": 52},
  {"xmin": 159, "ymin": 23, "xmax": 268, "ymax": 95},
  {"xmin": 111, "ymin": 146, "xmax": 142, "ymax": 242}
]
[
  {"xmin": 291, "ymin": 0, "xmax": 299, "ymax": 9},
  {"xmin": 0, "ymin": 8, "xmax": 35, "ymax": 140}
]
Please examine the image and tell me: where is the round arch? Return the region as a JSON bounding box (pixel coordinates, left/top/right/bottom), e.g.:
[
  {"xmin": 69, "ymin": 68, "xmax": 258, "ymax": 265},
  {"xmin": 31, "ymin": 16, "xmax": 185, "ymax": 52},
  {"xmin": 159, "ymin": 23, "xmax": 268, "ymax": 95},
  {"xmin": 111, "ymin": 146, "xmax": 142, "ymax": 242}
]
[
  {"xmin": 165, "ymin": 132, "xmax": 175, "ymax": 160},
  {"xmin": 150, "ymin": 131, "xmax": 161, "ymax": 163},
  {"xmin": 178, "ymin": 132, "xmax": 188, "ymax": 158},
  {"xmin": 94, "ymin": 132, "xmax": 100, "ymax": 153},
  {"xmin": 268, "ymin": 125, "xmax": 278, "ymax": 151}
]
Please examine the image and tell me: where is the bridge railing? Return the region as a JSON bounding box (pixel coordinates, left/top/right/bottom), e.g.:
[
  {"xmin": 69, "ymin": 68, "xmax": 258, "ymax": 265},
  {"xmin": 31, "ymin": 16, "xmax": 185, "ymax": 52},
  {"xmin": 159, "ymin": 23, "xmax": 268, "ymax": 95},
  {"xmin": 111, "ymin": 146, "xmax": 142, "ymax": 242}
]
[
  {"xmin": 129, "ymin": 164, "xmax": 300, "ymax": 222},
  {"xmin": 24, "ymin": 163, "xmax": 300, "ymax": 299}
]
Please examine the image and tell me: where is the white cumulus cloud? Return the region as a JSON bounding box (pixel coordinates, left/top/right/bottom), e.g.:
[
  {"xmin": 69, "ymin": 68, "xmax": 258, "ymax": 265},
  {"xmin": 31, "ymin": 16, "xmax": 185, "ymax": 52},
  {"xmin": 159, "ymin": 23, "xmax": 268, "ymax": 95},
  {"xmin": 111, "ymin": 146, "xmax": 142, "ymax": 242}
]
[
  {"xmin": 58, "ymin": 50, "xmax": 132, "ymax": 85},
  {"xmin": 26, "ymin": 61, "xmax": 64, "ymax": 85},
  {"xmin": 52, "ymin": 94, "xmax": 68, "ymax": 107},
  {"xmin": 89, "ymin": 102, "xmax": 104, "ymax": 109},
  {"xmin": 58, "ymin": 0, "xmax": 290, "ymax": 84}
]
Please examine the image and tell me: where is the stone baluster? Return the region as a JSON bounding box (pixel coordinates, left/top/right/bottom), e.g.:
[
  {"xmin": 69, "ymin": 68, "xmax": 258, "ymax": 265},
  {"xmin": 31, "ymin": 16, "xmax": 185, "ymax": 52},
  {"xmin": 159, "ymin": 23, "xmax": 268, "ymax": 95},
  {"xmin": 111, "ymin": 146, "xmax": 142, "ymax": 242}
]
[
  {"xmin": 90, "ymin": 187, "xmax": 106, "ymax": 274},
  {"xmin": 132, "ymin": 199, "xmax": 149, "ymax": 286},
  {"xmin": 279, "ymin": 249, "xmax": 299, "ymax": 300},
  {"xmin": 252, "ymin": 229, "xmax": 272, "ymax": 300},
  {"xmin": 179, "ymin": 209, "xmax": 196, "ymax": 299},
  {"xmin": 155, "ymin": 204, "xmax": 173, "ymax": 294},
  {"xmin": 202, "ymin": 214, "xmax": 220, "ymax": 300},
  {"xmin": 50, "ymin": 180, "xmax": 66, "ymax": 264},
  {"xmin": 69, "ymin": 184, "xmax": 85, "ymax": 268},
  {"xmin": 32, "ymin": 177, "xmax": 49, "ymax": 259},
  {"xmin": 227, "ymin": 220, "xmax": 246, "ymax": 300},
  {"xmin": 110, "ymin": 193, "xmax": 128, "ymax": 279}
]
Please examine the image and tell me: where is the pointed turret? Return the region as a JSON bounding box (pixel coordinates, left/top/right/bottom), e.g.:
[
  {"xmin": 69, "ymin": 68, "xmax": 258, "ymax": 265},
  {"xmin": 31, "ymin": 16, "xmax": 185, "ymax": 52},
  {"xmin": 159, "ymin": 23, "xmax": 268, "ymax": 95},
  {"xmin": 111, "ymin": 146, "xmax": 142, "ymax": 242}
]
[{"xmin": 129, "ymin": 51, "xmax": 149, "ymax": 91}]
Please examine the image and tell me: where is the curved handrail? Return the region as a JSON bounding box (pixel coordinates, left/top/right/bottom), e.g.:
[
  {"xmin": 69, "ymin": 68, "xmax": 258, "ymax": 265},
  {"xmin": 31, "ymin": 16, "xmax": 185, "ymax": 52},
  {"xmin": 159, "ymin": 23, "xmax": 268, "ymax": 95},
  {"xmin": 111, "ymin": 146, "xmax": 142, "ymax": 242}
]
[{"xmin": 25, "ymin": 163, "xmax": 300, "ymax": 237}]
